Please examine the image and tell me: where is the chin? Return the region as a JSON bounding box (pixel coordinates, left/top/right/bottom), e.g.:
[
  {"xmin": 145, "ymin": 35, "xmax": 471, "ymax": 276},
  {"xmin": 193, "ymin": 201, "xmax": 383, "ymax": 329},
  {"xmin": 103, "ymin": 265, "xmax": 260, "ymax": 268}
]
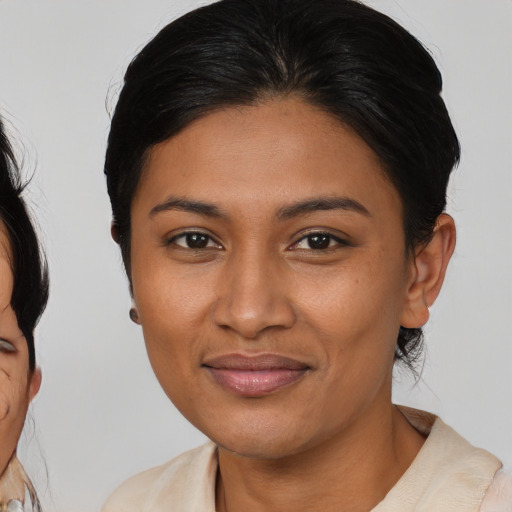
[
  {"xmin": 200, "ymin": 410, "xmax": 320, "ymax": 460},
  {"xmin": 217, "ymin": 435, "xmax": 305, "ymax": 460}
]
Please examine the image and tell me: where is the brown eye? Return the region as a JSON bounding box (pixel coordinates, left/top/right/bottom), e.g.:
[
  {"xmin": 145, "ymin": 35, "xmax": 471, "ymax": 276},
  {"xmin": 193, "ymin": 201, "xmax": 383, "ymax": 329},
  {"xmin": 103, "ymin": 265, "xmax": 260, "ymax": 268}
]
[
  {"xmin": 293, "ymin": 232, "xmax": 346, "ymax": 251},
  {"xmin": 170, "ymin": 232, "xmax": 220, "ymax": 250},
  {"xmin": 307, "ymin": 234, "xmax": 331, "ymax": 250},
  {"xmin": 185, "ymin": 233, "xmax": 209, "ymax": 248}
]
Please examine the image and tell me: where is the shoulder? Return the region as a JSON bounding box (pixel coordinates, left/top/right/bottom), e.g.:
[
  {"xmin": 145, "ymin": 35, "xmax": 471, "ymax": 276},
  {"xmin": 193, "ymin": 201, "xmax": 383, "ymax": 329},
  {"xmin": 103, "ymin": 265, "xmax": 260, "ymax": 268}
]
[
  {"xmin": 480, "ymin": 469, "xmax": 512, "ymax": 512},
  {"xmin": 386, "ymin": 407, "xmax": 505, "ymax": 510},
  {"xmin": 101, "ymin": 441, "xmax": 217, "ymax": 512}
]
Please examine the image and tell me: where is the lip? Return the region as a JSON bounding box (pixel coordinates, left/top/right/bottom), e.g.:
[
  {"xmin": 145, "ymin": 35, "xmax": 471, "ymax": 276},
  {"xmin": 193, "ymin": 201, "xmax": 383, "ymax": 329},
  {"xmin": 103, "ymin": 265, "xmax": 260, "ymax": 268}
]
[{"xmin": 202, "ymin": 353, "xmax": 310, "ymax": 396}]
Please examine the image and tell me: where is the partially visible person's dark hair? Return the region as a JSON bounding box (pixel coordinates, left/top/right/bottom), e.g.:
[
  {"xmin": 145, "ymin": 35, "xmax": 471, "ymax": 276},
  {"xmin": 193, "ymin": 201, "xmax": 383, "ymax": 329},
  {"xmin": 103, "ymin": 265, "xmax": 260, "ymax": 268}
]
[
  {"xmin": 0, "ymin": 117, "xmax": 49, "ymax": 371},
  {"xmin": 104, "ymin": 0, "xmax": 460, "ymax": 369}
]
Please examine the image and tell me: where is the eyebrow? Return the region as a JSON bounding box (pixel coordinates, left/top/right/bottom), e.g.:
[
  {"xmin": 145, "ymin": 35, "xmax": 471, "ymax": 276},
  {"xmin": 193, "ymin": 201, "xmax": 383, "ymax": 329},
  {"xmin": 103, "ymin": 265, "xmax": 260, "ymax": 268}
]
[
  {"xmin": 149, "ymin": 195, "xmax": 370, "ymax": 220},
  {"xmin": 150, "ymin": 196, "xmax": 228, "ymax": 218},
  {"xmin": 276, "ymin": 197, "xmax": 370, "ymax": 220}
]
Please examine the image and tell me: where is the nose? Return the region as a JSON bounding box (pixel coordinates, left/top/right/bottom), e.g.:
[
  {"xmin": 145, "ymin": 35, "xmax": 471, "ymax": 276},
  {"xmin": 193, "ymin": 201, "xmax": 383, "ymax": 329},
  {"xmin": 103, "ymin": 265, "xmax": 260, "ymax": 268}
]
[{"xmin": 212, "ymin": 251, "xmax": 296, "ymax": 339}]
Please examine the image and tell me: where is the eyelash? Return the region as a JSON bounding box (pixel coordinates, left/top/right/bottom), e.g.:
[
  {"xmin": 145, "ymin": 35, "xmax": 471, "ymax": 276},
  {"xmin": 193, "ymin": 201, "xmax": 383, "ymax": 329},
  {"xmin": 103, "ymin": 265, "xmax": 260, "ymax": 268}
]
[
  {"xmin": 0, "ymin": 338, "xmax": 16, "ymax": 354},
  {"xmin": 291, "ymin": 232, "xmax": 349, "ymax": 252},
  {"xmin": 166, "ymin": 230, "xmax": 349, "ymax": 252},
  {"xmin": 166, "ymin": 231, "xmax": 221, "ymax": 250}
]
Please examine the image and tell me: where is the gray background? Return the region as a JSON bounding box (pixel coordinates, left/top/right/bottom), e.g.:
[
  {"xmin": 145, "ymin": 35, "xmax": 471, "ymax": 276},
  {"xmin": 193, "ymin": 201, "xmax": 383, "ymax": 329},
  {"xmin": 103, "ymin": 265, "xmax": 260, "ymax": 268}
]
[{"xmin": 0, "ymin": 1, "xmax": 510, "ymax": 510}]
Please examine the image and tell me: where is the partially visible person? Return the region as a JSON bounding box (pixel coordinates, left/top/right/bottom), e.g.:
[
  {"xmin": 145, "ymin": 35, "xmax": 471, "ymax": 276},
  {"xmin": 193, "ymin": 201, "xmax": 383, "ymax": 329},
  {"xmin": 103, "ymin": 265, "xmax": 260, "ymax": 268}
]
[{"xmin": 0, "ymin": 115, "xmax": 48, "ymax": 511}]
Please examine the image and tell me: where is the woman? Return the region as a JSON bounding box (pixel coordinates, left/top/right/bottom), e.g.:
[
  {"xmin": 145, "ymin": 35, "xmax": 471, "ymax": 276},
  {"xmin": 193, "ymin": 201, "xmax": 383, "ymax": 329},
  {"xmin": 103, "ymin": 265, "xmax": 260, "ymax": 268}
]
[
  {"xmin": 102, "ymin": 0, "xmax": 511, "ymax": 510},
  {"xmin": 0, "ymin": 117, "xmax": 48, "ymax": 511}
]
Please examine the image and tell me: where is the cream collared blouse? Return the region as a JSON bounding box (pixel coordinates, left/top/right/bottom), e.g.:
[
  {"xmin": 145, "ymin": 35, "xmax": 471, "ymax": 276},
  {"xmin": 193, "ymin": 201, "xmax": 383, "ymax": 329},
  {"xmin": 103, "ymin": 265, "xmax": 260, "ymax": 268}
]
[{"xmin": 102, "ymin": 408, "xmax": 511, "ymax": 512}]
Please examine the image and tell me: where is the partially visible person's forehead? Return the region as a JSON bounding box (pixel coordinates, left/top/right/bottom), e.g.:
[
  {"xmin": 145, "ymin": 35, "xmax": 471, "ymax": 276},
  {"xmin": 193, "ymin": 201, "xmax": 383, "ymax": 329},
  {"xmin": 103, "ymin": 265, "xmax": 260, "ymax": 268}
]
[
  {"xmin": 0, "ymin": 220, "xmax": 13, "ymax": 310},
  {"xmin": 0, "ymin": 219, "xmax": 11, "ymax": 262}
]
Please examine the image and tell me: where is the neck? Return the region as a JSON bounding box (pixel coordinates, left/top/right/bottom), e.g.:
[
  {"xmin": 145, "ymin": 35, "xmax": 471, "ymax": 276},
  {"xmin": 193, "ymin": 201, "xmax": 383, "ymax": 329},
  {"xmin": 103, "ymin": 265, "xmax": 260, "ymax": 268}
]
[{"xmin": 216, "ymin": 401, "xmax": 425, "ymax": 512}]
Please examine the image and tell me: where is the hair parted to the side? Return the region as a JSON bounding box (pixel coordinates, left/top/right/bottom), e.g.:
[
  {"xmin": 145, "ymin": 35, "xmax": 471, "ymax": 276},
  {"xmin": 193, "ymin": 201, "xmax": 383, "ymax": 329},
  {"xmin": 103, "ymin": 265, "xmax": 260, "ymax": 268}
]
[
  {"xmin": 0, "ymin": 117, "xmax": 49, "ymax": 371},
  {"xmin": 104, "ymin": 0, "xmax": 460, "ymax": 370}
]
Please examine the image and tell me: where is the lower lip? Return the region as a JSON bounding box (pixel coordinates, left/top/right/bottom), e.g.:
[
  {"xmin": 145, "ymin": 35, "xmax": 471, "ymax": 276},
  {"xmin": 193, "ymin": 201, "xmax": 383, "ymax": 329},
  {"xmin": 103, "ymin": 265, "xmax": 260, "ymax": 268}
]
[{"xmin": 206, "ymin": 368, "xmax": 308, "ymax": 396}]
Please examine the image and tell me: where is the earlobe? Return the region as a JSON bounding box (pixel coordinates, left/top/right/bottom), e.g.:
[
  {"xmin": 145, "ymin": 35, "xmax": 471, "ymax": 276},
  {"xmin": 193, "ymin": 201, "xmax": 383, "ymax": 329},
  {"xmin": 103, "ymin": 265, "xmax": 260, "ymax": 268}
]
[
  {"xmin": 129, "ymin": 296, "xmax": 141, "ymax": 324},
  {"xmin": 111, "ymin": 221, "xmax": 121, "ymax": 244},
  {"xmin": 29, "ymin": 367, "xmax": 42, "ymax": 402},
  {"xmin": 400, "ymin": 214, "xmax": 456, "ymax": 328},
  {"xmin": 129, "ymin": 307, "xmax": 140, "ymax": 324}
]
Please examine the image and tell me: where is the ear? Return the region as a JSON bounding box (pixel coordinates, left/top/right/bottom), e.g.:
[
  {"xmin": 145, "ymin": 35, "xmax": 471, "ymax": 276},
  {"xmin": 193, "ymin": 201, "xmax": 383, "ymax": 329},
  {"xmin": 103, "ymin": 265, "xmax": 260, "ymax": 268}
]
[
  {"xmin": 400, "ymin": 214, "xmax": 456, "ymax": 328},
  {"xmin": 28, "ymin": 367, "xmax": 42, "ymax": 402}
]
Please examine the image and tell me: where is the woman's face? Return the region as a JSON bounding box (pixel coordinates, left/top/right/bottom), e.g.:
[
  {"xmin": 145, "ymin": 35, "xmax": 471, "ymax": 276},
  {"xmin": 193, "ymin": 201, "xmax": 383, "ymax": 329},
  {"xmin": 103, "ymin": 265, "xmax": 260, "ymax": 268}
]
[
  {"xmin": 130, "ymin": 98, "xmax": 419, "ymax": 458},
  {"xmin": 0, "ymin": 222, "xmax": 39, "ymax": 473}
]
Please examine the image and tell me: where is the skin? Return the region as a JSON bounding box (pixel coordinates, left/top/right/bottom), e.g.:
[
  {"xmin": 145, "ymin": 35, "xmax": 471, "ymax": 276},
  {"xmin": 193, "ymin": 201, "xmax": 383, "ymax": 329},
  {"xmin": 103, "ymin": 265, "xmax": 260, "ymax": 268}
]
[
  {"xmin": 0, "ymin": 221, "xmax": 41, "ymax": 476},
  {"xmin": 129, "ymin": 98, "xmax": 455, "ymax": 512}
]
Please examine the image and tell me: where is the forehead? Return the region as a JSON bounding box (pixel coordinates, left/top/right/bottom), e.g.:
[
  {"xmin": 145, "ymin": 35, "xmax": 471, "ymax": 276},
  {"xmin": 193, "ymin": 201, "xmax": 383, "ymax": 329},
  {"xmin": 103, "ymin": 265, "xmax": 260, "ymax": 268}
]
[
  {"xmin": 0, "ymin": 220, "xmax": 14, "ymax": 309},
  {"xmin": 0, "ymin": 219, "xmax": 12, "ymax": 262},
  {"xmin": 135, "ymin": 98, "xmax": 400, "ymax": 217}
]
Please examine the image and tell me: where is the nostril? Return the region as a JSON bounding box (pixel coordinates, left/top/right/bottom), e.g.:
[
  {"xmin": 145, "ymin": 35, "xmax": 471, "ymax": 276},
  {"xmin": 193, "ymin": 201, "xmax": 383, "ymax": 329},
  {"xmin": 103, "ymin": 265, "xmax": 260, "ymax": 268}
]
[{"xmin": 212, "ymin": 295, "xmax": 296, "ymax": 339}]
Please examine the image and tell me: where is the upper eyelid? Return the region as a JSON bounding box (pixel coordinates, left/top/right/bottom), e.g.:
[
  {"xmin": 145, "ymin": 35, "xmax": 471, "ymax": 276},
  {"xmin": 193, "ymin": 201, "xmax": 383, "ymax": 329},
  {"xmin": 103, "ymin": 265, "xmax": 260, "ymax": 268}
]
[
  {"xmin": 164, "ymin": 228, "xmax": 349, "ymax": 248},
  {"xmin": 0, "ymin": 338, "xmax": 16, "ymax": 352},
  {"xmin": 167, "ymin": 230, "xmax": 222, "ymax": 247},
  {"xmin": 167, "ymin": 228, "xmax": 214, "ymax": 239},
  {"xmin": 291, "ymin": 238, "xmax": 345, "ymax": 251},
  {"xmin": 291, "ymin": 229, "xmax": 349, "ymax": 245}
]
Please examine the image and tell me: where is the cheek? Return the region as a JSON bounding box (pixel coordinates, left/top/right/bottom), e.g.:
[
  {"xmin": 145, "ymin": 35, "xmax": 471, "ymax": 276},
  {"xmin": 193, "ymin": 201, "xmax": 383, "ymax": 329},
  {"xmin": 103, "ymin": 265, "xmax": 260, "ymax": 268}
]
[
  {"xmin": 292, "ymin": 248, "xmax": 408, "ymax": 405},
  {"xmin": 133, "ymin": 265, "xmax": 216, "ymax": 384},
  {"xmin": 132, "ymin": 236, "xmax": 216, "ymax": 319},
  {"xmin": 0, "ymin": 389, "xmax": 8, "ymax": 421},
  {"xmin": 296, "ymin": 252, "xmax": 407, "ymax": 340},
  {"xmin": 135, "ymin": 266, "xmax": 215, "ymax": 337},
  {"xmin": 0, "ymin": 367, "xmax": 31, "ymax": 468},
  {"xmin": 0, "ymin": 367, "xmax": 30, "ymax": 416}
]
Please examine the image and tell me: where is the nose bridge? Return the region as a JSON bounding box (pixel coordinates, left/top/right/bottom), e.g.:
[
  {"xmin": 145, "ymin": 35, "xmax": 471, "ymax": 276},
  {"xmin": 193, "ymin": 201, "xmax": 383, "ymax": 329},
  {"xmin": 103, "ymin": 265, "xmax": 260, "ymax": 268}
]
[{"xmin": 213, "ymin": 243, "xmax": 295, "ymax": 338}]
